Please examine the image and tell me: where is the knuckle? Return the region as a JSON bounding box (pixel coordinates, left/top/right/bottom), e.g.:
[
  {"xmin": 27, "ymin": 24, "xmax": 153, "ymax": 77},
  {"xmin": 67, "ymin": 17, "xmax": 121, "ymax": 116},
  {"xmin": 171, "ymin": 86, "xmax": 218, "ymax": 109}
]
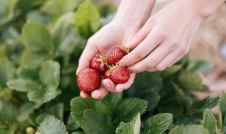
[
  {"xmin": 156, "ymin": 65, "xmax": 165, "ymax": 71},
  {"xmin": 158, "ymin": 32, "xmax": 167, "ymax": 40},
  {"xmin": 148, "ymin": 61, "xmax": 157, "ymax": 68},
  {"xmin": 178, "ymin": 46, "xmax": 186, "ymax": 53}
]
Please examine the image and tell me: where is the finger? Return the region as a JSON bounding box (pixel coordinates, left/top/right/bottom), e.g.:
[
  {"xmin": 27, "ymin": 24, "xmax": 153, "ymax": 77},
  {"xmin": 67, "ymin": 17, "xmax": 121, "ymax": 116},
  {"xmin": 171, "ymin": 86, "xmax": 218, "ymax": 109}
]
[
  {"xmin": 120, "ymin": 28, "xmax": 163, "ymax": 67},
  {"xmin": 128, "ymin": 42, "xmax": 173, "ymax": 73},
  {"xmin": 76, "ymin": 41, "xmax": 98, "ymax": 75},
  {"xmin": 156, "ymin": 47, "xmax": 188, "ymax": 71},
  {"xmin": 103, "ymin": 79, "xmax": 116, "ymax": 92},
  {"xmin": 80, "ymin": 91, "xmax": 90, "ymax": 99},
  {"xmin": 116, "ymin": 73, "xmax": 136, "ymax": 92},
  {"xmin": 91, "ymin": 88, "xmax": 108, "ymax": 100},
  {"xmin": 125, "ymin": 19, "xmax": 154, "ymax": 49}
]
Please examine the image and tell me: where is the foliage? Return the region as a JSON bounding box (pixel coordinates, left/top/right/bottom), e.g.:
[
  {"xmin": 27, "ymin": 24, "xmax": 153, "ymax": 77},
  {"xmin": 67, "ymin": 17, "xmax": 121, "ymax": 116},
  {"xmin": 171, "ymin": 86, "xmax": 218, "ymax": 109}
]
[{"xmin": 0, "ymin": 0, "xmax": 225, "ymax": 134}]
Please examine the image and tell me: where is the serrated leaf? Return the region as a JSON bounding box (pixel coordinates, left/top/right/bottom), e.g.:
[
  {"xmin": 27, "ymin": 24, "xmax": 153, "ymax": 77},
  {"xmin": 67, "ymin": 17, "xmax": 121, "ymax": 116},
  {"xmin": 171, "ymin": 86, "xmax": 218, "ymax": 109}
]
[
  {"xmin": 52, "ymin": 12, "xmax": 78, "ymax": 56},
  {"xmin": 81, "ymin": 110, "xmax": 113, "ymax": 134},
  {"xmin": 0, "ymin": 0, "xmax": 17, "ymax": 25},
  {"xmin": 169, "ymin": 125, "xmax": 209, "ymax": 134},
  {"xmin": 21, "ymin": 50, "xmax": 48, "ymax": 69},
  {"xmin": 202, "ymin": 109, "xmax": 217, "ymax": 134},
  {"xmin": 7, "ymin": 79, "xmax": 42, "ymax": 92},
  {"xmin": 75, "ymin": 0, "xmax": 100, "ymax": 38},
  {"xmin": 17, "ymin": 67, "xmax": 39, "ymax": 80},
  {"xmin": 187, "ymin": 59, "xmax": 213, "ymax": 73},
  {"xmin": 140, "ymin": 91, "xmax": 160, "ymax": 112},
  {"xmin": 70, "ymin": 97, "xmax": 95, "ymax": 124},
  {"xmin": 38, "ymin": 116, "xmax": 68, "ymax": 134},
  {"xmin": 21, "ymin": 22, "xmax": 53, "ymax": 52},
  {"xmin": 8, "ymin": 78, "xmax": 61, "ymax": 103},
  {"xmin": 0, "ymin": 100, "xmax": 16, "ymax": 124},
  {"xmin": 116, "ymin": 113, "xmax": 141, "ymax": 134},
  {"xmin": 17, "ymin": 102, "xmax": 40, "ymax": 122},
  {"xmin": 161, "ymin": 65, "xmax": 182, "ymax": 78},
  {"xmin": 27, "ymin": 87, "xmax": 61, "ymax": 103},
  {"xmin": 177, "ymin": 70, "xmax": 203, "ymax": 91},
  {"xmin": 41, "ymin": 0, "xmax": 81, "ymax": 18},
  {"xmin": 192, "ymin": 97, "xmax": 219, "ymax": 110},
  {"xmin": 96, "ymin": 93, "xmax": 122, "ymax": 116},
  {"xmin": 39, "ymin": 60, "xmax": 60, "ymax": 89},
  {"xmin": 0, "ymin": 57, "xmax": 15, "ymax": 87},
  {"xmin": 143, "ymin": 113, "xmax": 173, "ymax": 134},
  {"xmin": 114, "ymin": 98, "xmax": 147, "ymax": 124},
  {"xmin": 219, "ymin": 93, "xmax": 226, "ymax": 121}
]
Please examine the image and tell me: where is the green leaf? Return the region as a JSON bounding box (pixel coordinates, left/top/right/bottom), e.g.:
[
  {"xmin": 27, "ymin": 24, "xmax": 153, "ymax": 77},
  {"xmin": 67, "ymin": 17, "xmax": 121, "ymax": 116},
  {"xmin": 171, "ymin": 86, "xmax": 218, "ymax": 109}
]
[
  {"xmin": 41, "ymin": 0, "xmax": 81, "ymax": 18},
  {"xmin": 192, "ymin": 97, "xmax": 219, "ymax": 110},
  {"xmin": 38, "ymin": 115, "xmax": 68, "ymax": 134},
  {"xmin": 114, "ymin": 98, "xmax": 147, "ymax": 123},
  {"xmin": 116, "ymin": 113, "xmax": 141, "ymax": 134},
  {"xmin": 7, "ymin": 79, "xmax": 42, "ymax": 92},
  {"xmin": 52, "ymin": 12, "xmax": 78, "ymax": 56},
  {"xmin": 219, "ymin": 93, "xmax": 226, "ymax": 121},
  {"xmin": 187, "ymin": 59, "xmax": 213, "ymax": 73},
  {"xmin": 177, "ymin": 70, "xmax": 203, "ymax": 91},
  {"xmin": 17, "ymin": 102, "xmax": 41, "ymax": 122},
  {"xmin": 96, "ymin": 93, "xmax": 122, "ymax": 116},
  {"xmin": 0, "ymin": 57, "xmax": 15, "ymax": 87},
  {"xmin": 0, "ymin": 100, "xmax": 16, "ymax": 123},
  {"xmin": 169, "ymin": 125, "xmax": 209, "ymax": 134},
  {"xmin": 75, "ymin": 0, "xmax": 100, "ymax": 38},
  {"xmin": 27, "ymin": 87, "xmax": 61, "ymax": 104},
  {"xmin": 17, "ymin": 67, "xmax": 39, "ymax": 80},
  {"xmin": 143, "ymin": 113, "xmax": 173, "ymax": 134},
  {"xmin": 39, "ymin": 60, "xmax": 60, "ymax": 89},
  {"xmin": 202, "ymin": 109, "xmax": 217, "ymax": 134},
  {"xmin": 81, "ymin": 110, "xmax": 113, "ymax": 134},
  {"xmin": 70, "ymin": 97, "xmax": 95, "ymax": 124},
  {"xmin": 21, "ymin": 50, "xmax": 48, "ymax": 69},
  {"xmin": 0, "ymin": 0, "xmax": 17, "ymax": 25},
  {"xmin": 161, "ymin": 65, "xmax": 182, "ymax": 78},
  {"xmin": 21, "ymin": 22, "xmax": 53, "ymax": 52},
  {"xmin": 26, "ymin": 10, "xmax": 50, "ymax": 24}
]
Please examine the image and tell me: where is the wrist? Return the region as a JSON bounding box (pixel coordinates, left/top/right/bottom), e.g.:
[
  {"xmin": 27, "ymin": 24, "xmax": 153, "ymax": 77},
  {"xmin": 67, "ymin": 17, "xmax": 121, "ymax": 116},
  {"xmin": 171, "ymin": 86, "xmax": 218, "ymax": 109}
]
[
  {"xmin": 183, "ymin": 0, "xmax": 225, "ymax": 18},
  {"xmin": 112, "ymin": 0, "xmax": 156, "ymax": 29}
]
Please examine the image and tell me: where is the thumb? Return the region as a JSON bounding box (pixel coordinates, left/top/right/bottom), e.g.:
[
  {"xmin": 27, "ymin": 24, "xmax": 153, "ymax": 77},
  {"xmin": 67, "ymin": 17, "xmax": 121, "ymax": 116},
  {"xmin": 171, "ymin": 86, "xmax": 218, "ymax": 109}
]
[{"xmin": 76, "ymin": 41, "xmax": 98, "ymax": 75}]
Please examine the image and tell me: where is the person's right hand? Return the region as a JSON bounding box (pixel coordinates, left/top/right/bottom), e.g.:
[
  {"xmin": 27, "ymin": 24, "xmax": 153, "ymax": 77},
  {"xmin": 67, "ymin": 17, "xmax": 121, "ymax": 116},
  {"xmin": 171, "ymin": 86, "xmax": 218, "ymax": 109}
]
[{"xmin": 76, "ymin": 22, "xmax": 137, "ymax": 99}]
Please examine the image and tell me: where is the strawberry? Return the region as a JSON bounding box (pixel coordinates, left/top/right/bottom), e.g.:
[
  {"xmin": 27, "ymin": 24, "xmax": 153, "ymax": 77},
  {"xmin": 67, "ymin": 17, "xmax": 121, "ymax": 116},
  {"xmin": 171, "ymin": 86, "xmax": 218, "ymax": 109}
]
[
  {"xmin": 108, "ymin": 47, "xmax": 129, "ymax": 65},
  {"xmin": 104, "ymin": 69, "xmax": 111, "ymax": 79},
  {"xmin": 77, "ymin": 68, "xmax": 101, "ymax": 93},
  {"xmin": 90, "ymin": 54, "xmax": 107, "ymax": 74},
  {"xmin": 105, "ymin": 65, "xmax": 130, "ymax": 84}
]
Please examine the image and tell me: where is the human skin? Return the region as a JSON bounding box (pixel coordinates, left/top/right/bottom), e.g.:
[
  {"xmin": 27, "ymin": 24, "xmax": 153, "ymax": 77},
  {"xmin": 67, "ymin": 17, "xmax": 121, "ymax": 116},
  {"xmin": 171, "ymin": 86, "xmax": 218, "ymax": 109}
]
[
  {"xmin": 76, "ymin": 0, "xmax": 155, "ymax": 99},
  {"xmin": 77, "ymin": 0, "xmax": 225, "ymax": 99}
]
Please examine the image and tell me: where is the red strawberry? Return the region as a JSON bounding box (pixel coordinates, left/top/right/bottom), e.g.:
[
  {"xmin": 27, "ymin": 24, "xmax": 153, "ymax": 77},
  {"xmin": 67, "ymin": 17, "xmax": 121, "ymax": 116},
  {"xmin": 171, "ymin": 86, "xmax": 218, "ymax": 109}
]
[
  {"xmin": 90, "ymin": 54, "xmax": 107, "ymax": 74},
  {"xmin": 108, "ymin": 47, "xmax": 129, "ymax": 65},
  {"xmin": 77, "ymin": 68, "xmax": 101, "ymax": 93},
  {"xmin": 104, "ymin": 69, "xmax": 111, "ymax": 79},
  {"xmin": 105, "ymin": 65, "xmax": 130, "ymax": 84}
]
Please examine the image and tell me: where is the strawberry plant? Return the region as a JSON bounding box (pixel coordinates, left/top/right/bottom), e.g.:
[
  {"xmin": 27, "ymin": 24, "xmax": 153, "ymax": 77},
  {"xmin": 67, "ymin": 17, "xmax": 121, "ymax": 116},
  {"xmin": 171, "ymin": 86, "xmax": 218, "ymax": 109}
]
[{"xmin": 0, "ymin": 0, "xmax": 226, "ymax": 134}]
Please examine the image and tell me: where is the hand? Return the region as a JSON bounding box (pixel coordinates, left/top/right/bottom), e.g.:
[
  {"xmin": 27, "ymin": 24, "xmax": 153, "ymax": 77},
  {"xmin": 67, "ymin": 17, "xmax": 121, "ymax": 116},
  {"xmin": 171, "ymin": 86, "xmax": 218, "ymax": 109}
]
[
  {"xmin": 76, "ymin": 22, "xmax": 137, "ymax": 99},
  {"xmin": 120, "ymin": 0, "xmax": 204, "ymax": 72}
]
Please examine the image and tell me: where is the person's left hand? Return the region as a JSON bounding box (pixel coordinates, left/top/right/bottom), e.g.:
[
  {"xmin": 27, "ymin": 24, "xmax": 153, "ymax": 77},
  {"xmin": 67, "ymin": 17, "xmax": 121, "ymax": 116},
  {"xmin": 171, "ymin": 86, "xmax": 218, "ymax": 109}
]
[{"xmin": 120, "ymin": 0, "xmax": 204, "ymax": 73}]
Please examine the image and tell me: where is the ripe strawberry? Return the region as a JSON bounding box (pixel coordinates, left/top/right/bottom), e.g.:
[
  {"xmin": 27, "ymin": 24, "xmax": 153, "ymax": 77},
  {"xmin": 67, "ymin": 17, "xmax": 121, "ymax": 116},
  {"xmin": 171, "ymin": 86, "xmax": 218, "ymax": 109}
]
[
  {"xmin": 90, "ymin": 54, "xmax": 107, "ymax": 74},
  {"xmin": 105, "ymin": 65, "xmax": 130, "ymax": 84},
  {"xmin": 104, "ymin": 69, "xmax": 111, "ymax": 79},
  {"xmin": 108, "ymin": 47, "xmax": 129, "ymax": 65},
  {"xmin": 77, "ymin": 68, "xmax": 101, "ymax": 93}
]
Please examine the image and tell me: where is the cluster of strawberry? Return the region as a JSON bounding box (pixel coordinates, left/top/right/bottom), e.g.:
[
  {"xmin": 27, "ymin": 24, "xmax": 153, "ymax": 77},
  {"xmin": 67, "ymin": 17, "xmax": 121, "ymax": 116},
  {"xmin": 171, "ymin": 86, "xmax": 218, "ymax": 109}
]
[{"xmin": 77, "ymin": 47, "xmax": 130, "ymax": 94}]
